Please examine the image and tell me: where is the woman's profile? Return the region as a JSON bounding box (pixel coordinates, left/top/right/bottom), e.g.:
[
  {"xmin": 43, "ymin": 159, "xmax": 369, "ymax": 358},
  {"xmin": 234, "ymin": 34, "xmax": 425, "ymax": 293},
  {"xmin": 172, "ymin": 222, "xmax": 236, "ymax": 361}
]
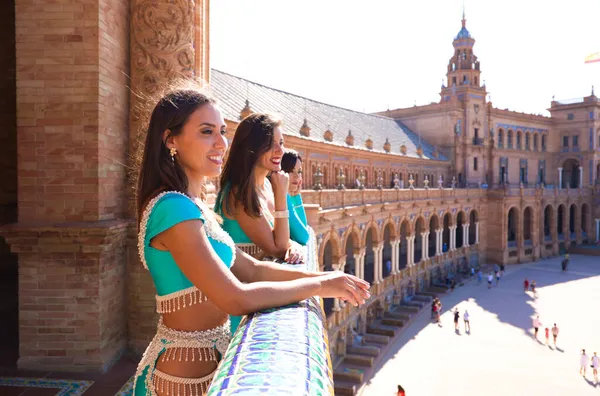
[{"xmin": 132, "ymin": 83, "xmax": 370, "ymax": 395}]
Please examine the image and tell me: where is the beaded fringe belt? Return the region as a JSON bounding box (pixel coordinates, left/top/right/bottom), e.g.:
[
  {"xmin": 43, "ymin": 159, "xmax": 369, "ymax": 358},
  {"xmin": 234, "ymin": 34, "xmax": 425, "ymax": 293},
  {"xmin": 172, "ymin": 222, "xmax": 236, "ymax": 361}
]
[{"xmin": 134, "ymin": 317, "xmax": 231, "ymax": 396}]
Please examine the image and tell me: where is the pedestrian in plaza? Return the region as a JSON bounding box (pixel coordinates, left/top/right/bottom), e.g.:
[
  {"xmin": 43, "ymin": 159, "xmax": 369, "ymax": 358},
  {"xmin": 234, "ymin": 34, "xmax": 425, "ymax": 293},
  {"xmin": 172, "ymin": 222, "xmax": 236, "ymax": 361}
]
[
  {"xmin": 487, "ymin": 272, "xmax": 493, "ymax": 289},
  {"xmin": 431, "ymin": 298, "xmax": 438, "ymax": 319},
  {"xmin": 551, "ymin": 323, "xmax": 559, "ymax": 347},
  {"xmin": 477, "ymin": 269, "xmax": 483, "ymax": 284},
  {"xmin": 532, "ymin": 316, "xmax": 542, "ymax": 339},
  {"xmin": 544, "ymin": 327, "xmax": 550, "ymax": 346},
  {"xmin": 580, "ymin": 349, "xmax": 589, "ymax": 377},
  {"xmin": 530, "ymin": 280, "xmax": 536, "ymax": 294},
  {"xmin": 463, "ymin": 309, "xmax": 471, "ymax": 333},
  {"xmin": 397, "ymin": 384, "xmax": 406, "ymax": 396},
  {"xmin": 524, "ymin": 278, "xmax": 529, "ymax": 293},
  {"xmin": 453, "ymin": 308, "xmax": 460, "ymax": 333},
  {"xmin": 495, "ymin": 270, "xmax": 501, "ymax": 286},
  {"xmin": 500, "ymin": 263, "xmax": 505, "ymax": 277},
  {"xmin": 436, "ymin": 299, "xmax": 443, "ymax": 326},
  {"xmin": 592, "ymin": 352, "xmax": 599, "ymax": 384}
]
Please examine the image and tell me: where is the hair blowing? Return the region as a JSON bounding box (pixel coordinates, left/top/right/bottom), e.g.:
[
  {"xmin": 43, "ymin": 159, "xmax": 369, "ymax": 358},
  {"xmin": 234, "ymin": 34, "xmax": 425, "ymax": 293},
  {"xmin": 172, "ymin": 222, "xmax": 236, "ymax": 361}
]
[
  {"xmin": 134, "ymin": 84, "xmax": 216, "ymax": 224},
  {"xmin": 218, "ymin": 113, "xmax": 282, "ymax": 218}
]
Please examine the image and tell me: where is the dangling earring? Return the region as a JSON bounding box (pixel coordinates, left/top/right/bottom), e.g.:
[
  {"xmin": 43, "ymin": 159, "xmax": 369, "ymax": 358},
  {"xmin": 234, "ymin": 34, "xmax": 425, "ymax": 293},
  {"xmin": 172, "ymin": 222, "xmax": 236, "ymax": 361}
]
[{"xmin": 169, "ymin": 147, "xmax": 177, "ymax": 161}]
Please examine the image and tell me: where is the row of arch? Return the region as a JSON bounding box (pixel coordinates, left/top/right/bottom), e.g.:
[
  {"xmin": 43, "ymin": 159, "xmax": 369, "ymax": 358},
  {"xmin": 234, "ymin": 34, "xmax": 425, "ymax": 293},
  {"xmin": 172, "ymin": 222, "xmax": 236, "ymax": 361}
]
[
  {"xmin": 506, "ymin": 203, "xmax": 592, "ymax": 245},
  {"xmin": 320, "ymin": 210, "xmax": 479, "ymax": 315},
  {"xmin": 497, "ymin": 129, "xmax": 547, "ymax": 152}
]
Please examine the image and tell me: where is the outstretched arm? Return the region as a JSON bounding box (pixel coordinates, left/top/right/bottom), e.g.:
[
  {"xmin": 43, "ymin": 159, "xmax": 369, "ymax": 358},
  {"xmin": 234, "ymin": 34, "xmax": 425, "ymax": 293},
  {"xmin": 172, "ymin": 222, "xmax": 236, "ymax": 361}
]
[{"xmin": 157, "ymin": 220, "xmax": 370, "ymax": 315}]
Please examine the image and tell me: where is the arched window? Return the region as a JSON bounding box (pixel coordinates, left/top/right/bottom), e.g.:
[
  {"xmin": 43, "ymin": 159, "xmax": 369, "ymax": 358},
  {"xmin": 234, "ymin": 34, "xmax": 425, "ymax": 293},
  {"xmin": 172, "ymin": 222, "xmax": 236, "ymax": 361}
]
[
  {"xmin": 541, "ymin": 135, "xmax": 547, "ymax": 151},
  {"xmin": 507, "ymin": 130, "xmax": 514, "ymax": 149},
  {"xmin": 498, "ymin": 129, "xmax": 504, "ymax": 148},
  {"xmin": 533, "ymin": 134, "xmax": 538, "ymax": 151},
  {"xmin": 525, "ymin": 133, "xmax": 530, "ymax": 150}
]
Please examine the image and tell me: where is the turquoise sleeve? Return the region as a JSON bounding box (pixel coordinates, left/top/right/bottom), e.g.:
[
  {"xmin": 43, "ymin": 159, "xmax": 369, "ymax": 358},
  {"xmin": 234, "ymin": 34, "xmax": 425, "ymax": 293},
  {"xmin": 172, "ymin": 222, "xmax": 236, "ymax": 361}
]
[
  {"xmin": 146, "ymin": 193, "xmax": 205, "ymax": 242},
  {"xmin": 290, "ymin": 194, "xmax": 308, "ymax": 226},
  {"xmin": 287, "ymin": 194, "xmax": 309, "ymax": 245}
]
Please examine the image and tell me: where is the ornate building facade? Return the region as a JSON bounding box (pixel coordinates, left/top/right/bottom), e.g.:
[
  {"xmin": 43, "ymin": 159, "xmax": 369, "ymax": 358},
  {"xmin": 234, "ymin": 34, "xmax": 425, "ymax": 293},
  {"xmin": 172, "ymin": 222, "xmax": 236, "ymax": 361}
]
[{"xmin": 0, "ymin": 3, "xmax": 598, "ymax": 394}]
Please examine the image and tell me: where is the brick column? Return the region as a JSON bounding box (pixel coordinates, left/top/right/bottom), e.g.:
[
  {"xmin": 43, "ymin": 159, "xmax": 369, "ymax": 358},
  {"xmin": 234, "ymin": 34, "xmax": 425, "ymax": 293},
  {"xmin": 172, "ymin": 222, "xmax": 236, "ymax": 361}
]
[
  {"xmin": 128, "ymin": 0, "xmax": 211, "ymax": 355},
  {"xmin": 0, "ymin": 0, "xmax": 131, "ymax": 373}
]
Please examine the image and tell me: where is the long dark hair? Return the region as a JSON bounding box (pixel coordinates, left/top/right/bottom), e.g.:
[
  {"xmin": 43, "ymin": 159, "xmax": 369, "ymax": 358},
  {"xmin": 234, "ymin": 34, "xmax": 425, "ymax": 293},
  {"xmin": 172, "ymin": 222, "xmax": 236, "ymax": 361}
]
[
  {"xmin": 281, "ymin": 149, "xmax": 302, "ymax": 173},
  {"xmin": 135, "ymin": 86, "xmax": 216, "ymax": 223},
  {"xmin": 218, "ymin": 113, "xmax": 281, "ymax": 218}
]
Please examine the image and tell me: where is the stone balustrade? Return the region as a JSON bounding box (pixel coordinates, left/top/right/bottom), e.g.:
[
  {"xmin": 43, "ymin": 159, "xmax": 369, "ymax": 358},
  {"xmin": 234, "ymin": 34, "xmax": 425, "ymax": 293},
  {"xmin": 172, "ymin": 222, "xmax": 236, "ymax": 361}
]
[
  {"xmin": 302, "ymin": 188, "xmax": 486, "ymax": 210},
  {"xmin": 208, "ymin": 229, "xmax": 334, "ymax": 395}
]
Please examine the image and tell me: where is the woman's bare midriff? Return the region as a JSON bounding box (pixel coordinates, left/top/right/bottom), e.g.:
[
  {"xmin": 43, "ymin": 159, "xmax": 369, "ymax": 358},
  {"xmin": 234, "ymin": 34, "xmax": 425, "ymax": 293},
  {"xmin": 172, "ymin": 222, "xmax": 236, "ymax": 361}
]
[{"xmin": 155, "ymin": 301, "xmax": 228, "ymax": 394}]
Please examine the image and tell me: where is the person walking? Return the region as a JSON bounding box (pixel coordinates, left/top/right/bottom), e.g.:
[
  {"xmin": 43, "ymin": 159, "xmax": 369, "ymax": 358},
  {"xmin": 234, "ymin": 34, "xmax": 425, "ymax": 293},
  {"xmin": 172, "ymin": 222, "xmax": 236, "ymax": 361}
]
[
  {"xmin": 544, "ymin": 327, "xmax": 550, "ymax": 346},
  {"xmin": 397, "ymin": 384, "xmax": 406, "ymax": 396},
  {"xmin": 580, "ymin": 349, "xmax": 589, "ymax": 377},
  {"xmin": 532, "ymin": 316, "xmax": 542, "ymax": 339},
  {"xmin": 591, "ymin": 352, "xmax": 599, "ymax": 384},
  {"xmin": 487, "ymin": 272, "xmax": 493, "ymax": 289},
  {"xmin": 500, "ymin": 263, "xmax": 505, "ymax": 277},
  {"xmin": 530, "ymin": 280, "xmax": 537, "ymax": 295},
  {"xmin": 524, "ymin": 278, "xmax": 529, "ymax": 293},
  {"xmin": 495, "ymin": 270, "xmax": 501, "ymax": 286},
  {"xmin": 551, "ymin": 323, "xmax": 559, "ymax": 347},
  {"xmin": 477, "ymin": 269, "xmax": 483, "ymax": 285},
  {"xmin": 453, "ymin": 309, "xmax": 460, "ymax": 332},
  {"xmin": 463, "ymin": 309, "xmax": 471, "ymax": 333}
]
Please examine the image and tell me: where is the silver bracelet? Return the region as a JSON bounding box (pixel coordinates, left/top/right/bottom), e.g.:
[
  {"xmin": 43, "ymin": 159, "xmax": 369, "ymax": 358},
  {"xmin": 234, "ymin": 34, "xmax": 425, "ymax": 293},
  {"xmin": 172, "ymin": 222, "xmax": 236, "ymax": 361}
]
[{"xmin": 273, "ymin": 210, "xmax": 289, "ymax": 219}]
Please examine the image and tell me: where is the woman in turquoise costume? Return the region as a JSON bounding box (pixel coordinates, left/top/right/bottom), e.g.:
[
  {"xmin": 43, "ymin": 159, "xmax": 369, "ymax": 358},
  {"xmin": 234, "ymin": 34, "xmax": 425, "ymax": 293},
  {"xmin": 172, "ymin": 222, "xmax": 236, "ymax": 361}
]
[
  {"xmin": 281, "ymin": 149, "xmax": 309, "ymax": 246},
  {"xmin": 133, "ymin": 84, "xmax": 370, "ymax": 395},
  {"xmin": 216, "ymin": 113, "xmax": 302, "ymax": 262}
]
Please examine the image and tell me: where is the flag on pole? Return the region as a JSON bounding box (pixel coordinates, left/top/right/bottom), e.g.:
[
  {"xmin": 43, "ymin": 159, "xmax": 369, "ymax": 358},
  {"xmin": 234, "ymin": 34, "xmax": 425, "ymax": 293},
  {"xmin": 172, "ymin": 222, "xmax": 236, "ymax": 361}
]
[{"xmin": 585, "ymin": 52, "xmax": 600, "ymax": 64}]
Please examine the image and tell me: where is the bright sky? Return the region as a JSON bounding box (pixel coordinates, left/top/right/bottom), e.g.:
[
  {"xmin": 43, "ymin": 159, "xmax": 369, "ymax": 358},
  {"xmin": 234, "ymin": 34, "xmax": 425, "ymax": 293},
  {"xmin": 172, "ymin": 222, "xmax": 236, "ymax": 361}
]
[{"xmin": 210, "ymin": 0, "xmax": 600, "ymax": 117}]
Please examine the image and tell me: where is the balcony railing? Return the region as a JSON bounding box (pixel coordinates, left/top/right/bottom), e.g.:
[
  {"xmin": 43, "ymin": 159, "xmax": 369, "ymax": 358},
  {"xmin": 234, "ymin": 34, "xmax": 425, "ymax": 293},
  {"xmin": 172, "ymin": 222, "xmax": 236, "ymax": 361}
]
[
  {"xmin": 302, "ymin": 187, "xmax": 486, "ymax": 210},
  {"xmin": 472, "ymin": 137, "xmax": 484, "ymax": 146},
  {"xmin": 208, "ymin": 229, "xmax": 334, "ymax": 395}
]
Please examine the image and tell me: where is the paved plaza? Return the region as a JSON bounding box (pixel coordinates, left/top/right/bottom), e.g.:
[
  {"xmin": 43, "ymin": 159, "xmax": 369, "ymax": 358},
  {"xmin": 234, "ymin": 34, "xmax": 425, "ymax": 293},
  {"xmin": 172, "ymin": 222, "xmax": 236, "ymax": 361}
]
[{"xmin": 360, "ymin": 255, "xmax": 600, "ymax": 396}]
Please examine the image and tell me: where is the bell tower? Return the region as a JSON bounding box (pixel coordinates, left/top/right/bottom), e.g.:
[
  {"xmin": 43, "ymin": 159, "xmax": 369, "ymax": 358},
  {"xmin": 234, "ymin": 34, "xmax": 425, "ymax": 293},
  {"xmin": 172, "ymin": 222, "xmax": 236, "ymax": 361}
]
[
  {"xmin": 440, "ymin": 10, "xmax": 486, "ymax": 102},
  {"xmin": 440, "ymin": 10, "xmax": 489, "ymax": 188}
]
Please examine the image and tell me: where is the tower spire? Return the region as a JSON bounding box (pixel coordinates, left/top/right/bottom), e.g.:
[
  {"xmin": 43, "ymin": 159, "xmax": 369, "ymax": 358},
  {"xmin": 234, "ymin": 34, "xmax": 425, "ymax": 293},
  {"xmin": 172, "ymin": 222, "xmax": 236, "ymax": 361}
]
[{"xmin": 462, "ymin": 1, "xmax": 466, "ymax": 28}]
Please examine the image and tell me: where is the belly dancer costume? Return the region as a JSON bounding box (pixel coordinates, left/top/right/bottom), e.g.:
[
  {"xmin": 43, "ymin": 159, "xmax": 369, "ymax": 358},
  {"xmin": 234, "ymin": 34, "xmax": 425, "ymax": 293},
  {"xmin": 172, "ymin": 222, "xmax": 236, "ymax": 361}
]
[{"xmin": 134, "ymin": 192, "xmax": 236, "ymax": 396}]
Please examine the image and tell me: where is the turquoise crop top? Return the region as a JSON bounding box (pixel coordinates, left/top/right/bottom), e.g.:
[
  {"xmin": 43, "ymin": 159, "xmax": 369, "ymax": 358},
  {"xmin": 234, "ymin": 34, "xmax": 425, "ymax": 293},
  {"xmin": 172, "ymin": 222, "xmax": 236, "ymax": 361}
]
[
  {"xmin": 288, "ymin": 194, "xmax": 309, "ymax": 246},
  {"xmin": 139, "ymin": 192, "xmax": 236, "ymax": 322}
]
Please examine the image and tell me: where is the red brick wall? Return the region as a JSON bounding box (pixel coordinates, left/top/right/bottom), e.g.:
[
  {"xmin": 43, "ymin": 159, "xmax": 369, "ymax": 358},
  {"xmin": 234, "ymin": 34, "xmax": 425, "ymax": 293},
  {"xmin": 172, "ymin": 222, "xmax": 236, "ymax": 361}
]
[
  {"xmin": 10, "ymin": 222, "xmax": 128, "ymax": 372},
  {"xmin": 99, "ymin": 0, "xmax": 129, "ymax": 220},
  {"xmin": 15, "ymin": 0, "xmax": 129, "ymax": 222}
]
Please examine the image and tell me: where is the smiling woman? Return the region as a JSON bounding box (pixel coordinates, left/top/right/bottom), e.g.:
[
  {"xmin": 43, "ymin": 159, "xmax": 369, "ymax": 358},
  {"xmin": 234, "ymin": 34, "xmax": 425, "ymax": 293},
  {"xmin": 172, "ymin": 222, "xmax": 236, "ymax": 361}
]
[{"xmin": 216, "ymin": 113, "xmax": 295, "ymax": 262}]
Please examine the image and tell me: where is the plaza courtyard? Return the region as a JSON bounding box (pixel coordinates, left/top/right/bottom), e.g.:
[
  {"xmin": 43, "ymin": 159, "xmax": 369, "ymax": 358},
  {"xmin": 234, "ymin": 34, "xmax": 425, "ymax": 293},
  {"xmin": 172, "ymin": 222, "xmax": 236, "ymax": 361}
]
[{"xmin": 360, "ymin": 254, "xmax": 600, "ymax": 396}]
